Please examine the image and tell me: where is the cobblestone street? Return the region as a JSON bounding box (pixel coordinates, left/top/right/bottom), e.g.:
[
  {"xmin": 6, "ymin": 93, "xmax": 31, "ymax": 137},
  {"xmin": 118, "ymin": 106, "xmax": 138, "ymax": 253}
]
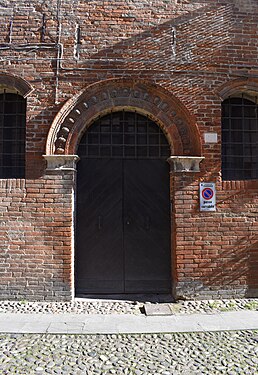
[{"xmin": 0, "ymin": 330, "xmax": 258, "ymax": 375}]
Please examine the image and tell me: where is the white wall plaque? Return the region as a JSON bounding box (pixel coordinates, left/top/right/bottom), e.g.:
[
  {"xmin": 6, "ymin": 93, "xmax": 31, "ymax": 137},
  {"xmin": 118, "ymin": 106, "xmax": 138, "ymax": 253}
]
[{"xmin": 204, "ymin": 133, "xmax": 218, "ymax": 143}]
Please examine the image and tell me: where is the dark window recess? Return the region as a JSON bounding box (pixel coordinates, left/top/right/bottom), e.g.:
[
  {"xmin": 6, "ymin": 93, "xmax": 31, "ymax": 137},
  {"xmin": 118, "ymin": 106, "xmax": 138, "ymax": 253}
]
[
  {"xmin": 78, "ymin": 111, "xmax": 170, "ymax": 159},
  {"xmin": 222, "ymin": 97, "xmax": 258, "ymax": 180},
  {"xmin": 0, "ymin": 92, "xmax": 26, "ymax": 178}
]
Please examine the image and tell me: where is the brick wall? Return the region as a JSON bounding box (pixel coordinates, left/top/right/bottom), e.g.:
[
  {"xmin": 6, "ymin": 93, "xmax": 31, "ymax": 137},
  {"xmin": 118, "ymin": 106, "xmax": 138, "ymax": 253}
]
[
  {"xmin": 0, "ymin": 0, "xmax": 257, "ymax": 300},
  {"xmin": 0, "ymin": 173, "xmax": 74, "ymax": 300},
  {"xmin": 173, "ymin": 175, "xmax": 258, "ymax": 299}
]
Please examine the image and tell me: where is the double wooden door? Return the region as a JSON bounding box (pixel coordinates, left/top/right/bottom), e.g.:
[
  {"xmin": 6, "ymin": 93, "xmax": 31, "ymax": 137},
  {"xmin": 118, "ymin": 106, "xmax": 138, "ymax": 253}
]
[{"xmin": 76, "ymin": 158, "xmax": 171, "ymax": 294}]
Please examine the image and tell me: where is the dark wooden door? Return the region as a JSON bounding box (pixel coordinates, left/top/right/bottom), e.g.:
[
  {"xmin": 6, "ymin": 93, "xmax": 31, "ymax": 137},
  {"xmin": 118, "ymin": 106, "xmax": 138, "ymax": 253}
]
[
  {"xmin": 124, "ymin": 160, "xmax": 171, "ymax": 293},
  {"xmin": 76, "ymin": 159, "xmax": 124, "ymax": 293},
  {"xmin": 76, "ymin": 158, "xmax": 171, "ymax": 294},
  {"xmin": 75, "ymin": 111, "xmax": 171, "ymax": 295}
]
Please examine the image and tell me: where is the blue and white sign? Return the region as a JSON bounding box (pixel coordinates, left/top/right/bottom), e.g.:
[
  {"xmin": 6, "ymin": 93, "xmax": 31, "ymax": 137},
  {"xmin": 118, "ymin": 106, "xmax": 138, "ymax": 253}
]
[{"xmin": 200, "ymin": 182, "xmax": 216, "ymax": 211}]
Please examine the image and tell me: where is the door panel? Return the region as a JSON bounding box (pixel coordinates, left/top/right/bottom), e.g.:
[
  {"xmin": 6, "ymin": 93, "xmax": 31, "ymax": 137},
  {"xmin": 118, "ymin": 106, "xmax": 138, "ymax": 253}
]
[
  {"xmin": 76, "ymin": 159, "xmax": 124, "ymax": 293},
  {"xmin": 124, "ymin": 160, "xmax": 171, "ymax": 293}
]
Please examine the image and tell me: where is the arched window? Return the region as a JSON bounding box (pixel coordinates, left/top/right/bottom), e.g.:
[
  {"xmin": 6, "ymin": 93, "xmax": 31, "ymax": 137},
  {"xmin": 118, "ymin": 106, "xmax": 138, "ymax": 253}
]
[
  {"xmin": 78, "ymin": 111, "xmax": 170, "ymax": 159},
  {"xmin": 0, "ymin": 91, "xmax": 26, "ymax": 178},
  {"xmin": 221, "ymin": 96, "xmax": 258, "ymax": 180}
]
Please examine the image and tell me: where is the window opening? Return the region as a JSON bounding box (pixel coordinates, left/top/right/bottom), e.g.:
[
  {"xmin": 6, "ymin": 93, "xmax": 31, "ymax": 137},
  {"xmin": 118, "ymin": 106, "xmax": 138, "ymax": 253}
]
[
  {"xmin": 0, "ymin": 91, "xmax": 26, "ymax": 178},
  {"xmin": 78, "ymin": 111, "xmax": 170, "ymax": 160},
  {"xmin": 222, "ymin": 96, "xmax": 258, "ymax": 180}
]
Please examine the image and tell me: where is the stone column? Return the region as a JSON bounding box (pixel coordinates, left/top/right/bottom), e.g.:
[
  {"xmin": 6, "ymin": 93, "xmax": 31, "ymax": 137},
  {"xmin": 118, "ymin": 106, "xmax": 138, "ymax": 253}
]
[{"xmin": 43, "ymin": 155, "xmax": 80, "ymax": 301}]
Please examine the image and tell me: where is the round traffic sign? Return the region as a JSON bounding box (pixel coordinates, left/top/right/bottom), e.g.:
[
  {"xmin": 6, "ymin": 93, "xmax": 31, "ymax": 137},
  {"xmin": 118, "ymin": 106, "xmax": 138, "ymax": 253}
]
[{"xmin": 202, "ymin": 187, "xmax": 214, "ymax": 200}]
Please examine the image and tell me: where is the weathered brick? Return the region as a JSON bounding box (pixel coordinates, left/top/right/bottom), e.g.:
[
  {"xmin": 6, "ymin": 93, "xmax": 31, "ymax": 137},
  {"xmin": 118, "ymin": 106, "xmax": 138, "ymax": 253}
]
[{"xmin": 0, "ymin": 0, "xmax": 257, "ymax": 301}]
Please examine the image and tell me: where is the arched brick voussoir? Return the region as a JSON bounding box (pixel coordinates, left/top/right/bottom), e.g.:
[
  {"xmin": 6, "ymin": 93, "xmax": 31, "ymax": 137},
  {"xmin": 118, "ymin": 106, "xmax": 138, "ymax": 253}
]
[
  {"xmin": 0, "ymin": 73, "xmax": 33, "ymax": 97},
  {"xmin": 46, "ymin": 78, "xmax": 202, "ymax": 157},
  {"xmin": 217, "ymin": 78, "xmax": 258, "ymax": 100},
  {"xmin": 68, "ymin": 104, "xmax": 183, "ymax": 157}
]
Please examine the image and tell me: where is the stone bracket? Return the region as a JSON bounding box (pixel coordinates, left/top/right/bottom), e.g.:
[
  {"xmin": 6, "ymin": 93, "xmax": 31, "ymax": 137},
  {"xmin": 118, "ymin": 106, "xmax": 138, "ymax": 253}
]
[
  {"xmin": 167, "ymin": 156, "xmax": 204, "ymax": 172},
  {"xmin": 43, "ymin": 155, "xmax": 80, "ymax": 173}
]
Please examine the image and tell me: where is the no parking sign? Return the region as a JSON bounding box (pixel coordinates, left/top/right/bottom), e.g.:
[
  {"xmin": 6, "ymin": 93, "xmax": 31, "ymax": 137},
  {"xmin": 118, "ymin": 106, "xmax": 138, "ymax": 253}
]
[{"xmin": 200, "ymin": 182, "xmax": 216, "ymax": 211}]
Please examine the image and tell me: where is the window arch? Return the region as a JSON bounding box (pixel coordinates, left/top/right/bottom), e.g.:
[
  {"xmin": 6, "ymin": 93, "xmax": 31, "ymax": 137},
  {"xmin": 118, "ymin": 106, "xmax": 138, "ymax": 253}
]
[
  {"xmin": 0, "ymin": 91, "xmax": 26, "ymax": 178},
  {"xmin": 221, "ymin": 96, "xmax": 258, "ymax": 180}
]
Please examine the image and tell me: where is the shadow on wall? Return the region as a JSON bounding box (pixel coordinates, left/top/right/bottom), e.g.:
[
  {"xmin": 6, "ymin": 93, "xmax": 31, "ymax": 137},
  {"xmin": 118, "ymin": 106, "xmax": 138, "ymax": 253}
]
[
  {"xmin": 198, "ymin": 211, "xmax": 258, "ymax": 295},
  {"xmin": 199, "ymin": 236, "xmax": 258, "ymax": 293},
  {"xmin": 26, "ymin": 103, "xmax": 63, "ymax": 179},
  {"xmin": 184, "ymin": 163, "xmax": 258, "ymax": 212},
  {"xmin": 26, "ymin": 1, "xmax": 236, "ymax": 179},
  {"xmin": 61, "ymin": 2, "xmax": 234, "ymax": 73},
  {"xmin": 173, "ymin": 162, "xmax": 258, "ymax": 296},
  {"xmin": 247, "ymin": 240, "xmax": 258, "ymax": 297}
]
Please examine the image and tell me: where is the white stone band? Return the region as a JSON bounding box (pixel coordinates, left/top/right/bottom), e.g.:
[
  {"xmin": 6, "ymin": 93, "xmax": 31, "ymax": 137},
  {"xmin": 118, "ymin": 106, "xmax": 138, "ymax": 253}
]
[{"xmin": 167, "ymin": 156, "xmax": 205, "ymax": 172}]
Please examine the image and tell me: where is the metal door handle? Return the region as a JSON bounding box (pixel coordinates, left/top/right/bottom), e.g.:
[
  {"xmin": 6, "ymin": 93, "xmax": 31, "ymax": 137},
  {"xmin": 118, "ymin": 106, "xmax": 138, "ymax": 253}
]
[
  {"xmin": 125, "ymin": 217, "xmax": 131, "ymax": 225},
  {"xmin": 98, "ymin": 216, "xmax": 102, "ymax": 230},
  {"xmin": 145, "ymin": 215, "xmax": 150, "ymax": 230}
]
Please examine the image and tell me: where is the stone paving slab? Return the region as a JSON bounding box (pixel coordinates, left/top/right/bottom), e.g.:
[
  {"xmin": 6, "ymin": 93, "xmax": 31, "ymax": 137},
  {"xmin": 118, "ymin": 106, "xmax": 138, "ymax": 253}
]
[
  {"xmin": 144, "ymin": 303, "xmax": 173, "ymax": 316},
  {"xmin": 0, "ymin": 310, "xmax": 257, "ymax": 334}
]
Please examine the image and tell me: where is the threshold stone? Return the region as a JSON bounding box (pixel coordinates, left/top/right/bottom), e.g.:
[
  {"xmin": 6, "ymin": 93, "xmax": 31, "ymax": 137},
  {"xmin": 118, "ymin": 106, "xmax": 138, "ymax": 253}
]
[{"xmin": 143, "ymin": 304, "xmax": 173, "ymax": 316}]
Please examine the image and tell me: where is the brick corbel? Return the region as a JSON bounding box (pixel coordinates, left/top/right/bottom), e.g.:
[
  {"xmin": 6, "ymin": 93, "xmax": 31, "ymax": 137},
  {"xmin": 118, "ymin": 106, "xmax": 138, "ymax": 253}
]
[
  {"xmin": 43, "ymin": 155, "xmax": 80, "ymax": 173},
  {"xmin": 167, "ymin": 156, "xmax": 204, "ymax": 172}
]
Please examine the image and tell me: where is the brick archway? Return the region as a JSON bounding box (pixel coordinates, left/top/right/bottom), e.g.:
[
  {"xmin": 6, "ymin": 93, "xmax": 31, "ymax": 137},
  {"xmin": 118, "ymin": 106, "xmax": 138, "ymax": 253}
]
[
  {"xmin": 217, "ymin": 78, "xmax": 258, "ymax": 100},
  {"xmin": 0, "ymin": 73, "xmax": 33, "ymax": 97},
  {"xmin": 46, "ymin": 79, "xmax": 201, "ymax": 157}
]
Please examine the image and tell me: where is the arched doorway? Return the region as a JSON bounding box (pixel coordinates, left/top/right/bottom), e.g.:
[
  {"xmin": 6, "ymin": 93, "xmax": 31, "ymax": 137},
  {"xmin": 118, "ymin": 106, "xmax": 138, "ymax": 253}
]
[{"xmin": 75, "ymin": 110, "xmax": 171, "ymax": 295}]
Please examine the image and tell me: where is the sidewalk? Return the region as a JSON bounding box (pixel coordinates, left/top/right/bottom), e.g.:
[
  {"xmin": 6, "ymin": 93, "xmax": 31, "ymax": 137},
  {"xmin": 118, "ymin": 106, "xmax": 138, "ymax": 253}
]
[{"xmin": 0, "ymin": 310, "xmax": 257, "ymax": 334}]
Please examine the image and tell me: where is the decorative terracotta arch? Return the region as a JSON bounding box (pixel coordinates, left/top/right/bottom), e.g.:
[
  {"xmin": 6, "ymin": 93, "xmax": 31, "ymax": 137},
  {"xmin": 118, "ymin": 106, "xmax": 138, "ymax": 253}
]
[
  {"xmin": 46, "ymin": 79, "xmax": 201, "ymax": 157},
  {"xmin": 0, "ymin": 73, "xmax": 33, "ymax": 97}
]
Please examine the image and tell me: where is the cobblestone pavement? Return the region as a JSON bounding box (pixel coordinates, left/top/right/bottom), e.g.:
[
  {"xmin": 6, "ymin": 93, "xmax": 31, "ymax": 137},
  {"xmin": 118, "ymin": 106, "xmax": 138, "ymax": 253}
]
[
  {"xmin": 0, "ymin": 330, "xmax": 258, "ymax": 374},
  {"xmin": 1, "ymin": 299, "xmax": 258, "ymax": 374},
  {"xmin": 0, "ymin": 298, "xmax": 258, "ymax": 315}
]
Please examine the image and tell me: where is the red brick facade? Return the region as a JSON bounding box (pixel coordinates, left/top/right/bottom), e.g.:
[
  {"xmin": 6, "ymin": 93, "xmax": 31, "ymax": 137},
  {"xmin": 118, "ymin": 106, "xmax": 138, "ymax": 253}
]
[{"xmin": 0, "ymin": 0, "xmax": 257, "ymax": 300}]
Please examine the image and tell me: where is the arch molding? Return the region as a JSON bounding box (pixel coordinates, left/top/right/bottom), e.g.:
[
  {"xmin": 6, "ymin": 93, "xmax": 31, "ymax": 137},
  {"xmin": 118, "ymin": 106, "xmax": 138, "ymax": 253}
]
[{"xmin": 46, "ymin": 79, "xmax": 201, "ymax": 156}]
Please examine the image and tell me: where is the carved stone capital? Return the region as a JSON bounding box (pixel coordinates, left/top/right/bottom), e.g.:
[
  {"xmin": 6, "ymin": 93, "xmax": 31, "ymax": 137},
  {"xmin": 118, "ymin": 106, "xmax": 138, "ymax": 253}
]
[
  {"xmin": 167, "ymin": 156, "xmax": 204, "ymax": 172},
  {"xmin": 43, "ymin": 155, "xmax": 80, "ymax": 173}
]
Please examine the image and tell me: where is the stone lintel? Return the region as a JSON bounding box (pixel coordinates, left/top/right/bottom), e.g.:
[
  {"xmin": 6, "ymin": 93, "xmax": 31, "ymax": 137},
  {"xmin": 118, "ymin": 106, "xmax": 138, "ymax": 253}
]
[
  {"xmin": 167, "ymin": 156, "xmax": 204, "ymax": 172},
  {"xmin": 43, "ymin": 155, "xmax": 80, "ymax": 173}
]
